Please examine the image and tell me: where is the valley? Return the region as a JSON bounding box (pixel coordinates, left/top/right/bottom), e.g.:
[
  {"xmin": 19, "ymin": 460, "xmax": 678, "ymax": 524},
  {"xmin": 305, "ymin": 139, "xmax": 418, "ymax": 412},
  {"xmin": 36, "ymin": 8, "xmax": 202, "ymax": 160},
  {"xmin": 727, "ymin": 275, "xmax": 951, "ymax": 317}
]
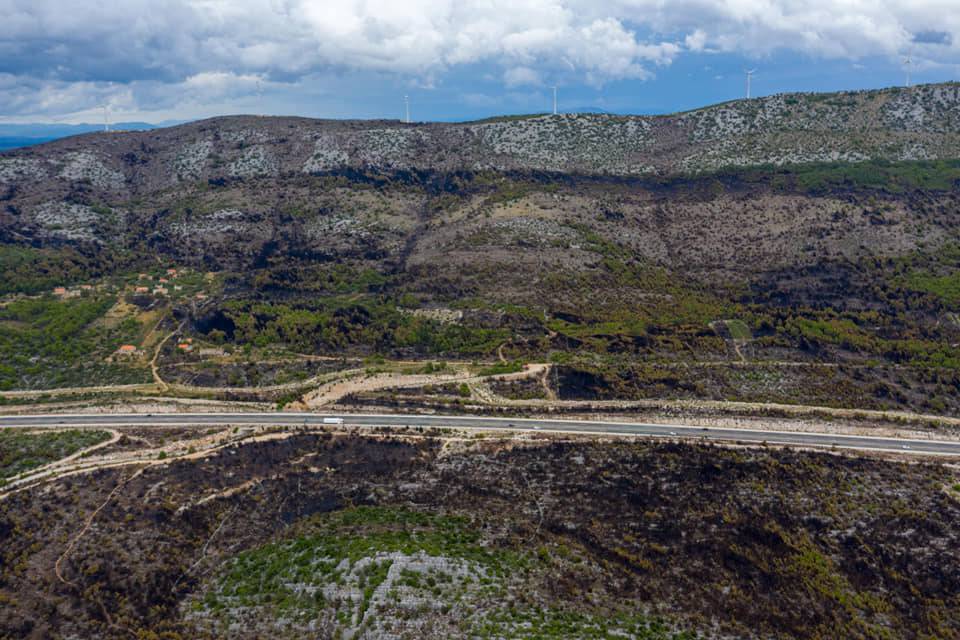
[{"xmin": 3, "ymin": 82, "xmax": 960, "ymax": 639}]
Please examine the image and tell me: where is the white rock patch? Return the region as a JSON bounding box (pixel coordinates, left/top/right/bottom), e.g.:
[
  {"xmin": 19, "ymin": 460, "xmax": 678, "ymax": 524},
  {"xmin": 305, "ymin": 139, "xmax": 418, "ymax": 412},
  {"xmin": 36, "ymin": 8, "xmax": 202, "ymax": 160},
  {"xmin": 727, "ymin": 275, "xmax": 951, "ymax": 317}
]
[{"xmin": 57, "ymin": 151, "xmax": 125, "ymax": 190}]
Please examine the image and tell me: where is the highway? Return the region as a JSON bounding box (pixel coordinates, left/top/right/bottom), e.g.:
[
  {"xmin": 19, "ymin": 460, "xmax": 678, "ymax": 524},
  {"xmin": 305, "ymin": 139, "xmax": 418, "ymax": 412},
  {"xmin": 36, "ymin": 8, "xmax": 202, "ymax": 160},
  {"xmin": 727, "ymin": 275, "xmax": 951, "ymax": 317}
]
[{"xmin": 2, "ymin": 412, "xmax": 960, "ymax": 455}]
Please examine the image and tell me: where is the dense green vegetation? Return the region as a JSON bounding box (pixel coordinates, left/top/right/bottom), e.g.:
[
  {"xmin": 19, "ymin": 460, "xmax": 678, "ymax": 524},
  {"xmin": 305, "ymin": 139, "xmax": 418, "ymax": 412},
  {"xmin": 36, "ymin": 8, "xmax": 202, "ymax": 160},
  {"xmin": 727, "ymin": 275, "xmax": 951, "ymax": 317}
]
[
  {"xmin": 0, "ymin": 295, "xmax": 148, "ymax": 389},
  {"xmin": 905, "ymin": 271, "xmax": 960, "ymax": 306},
  {"xmin": 0, "ymin": 429, "xmax": 110, "ymax": 481},
  {"xmin": 724, "ymin": 319, "xmax": 752, "ymax": 341},
  {"xmin": 889, "ymin": 244, "xmax": 960, "ymax": 308},
  {"xmin": 745, "ymin": 305, "xmax": 960, "ymax": 369},
  {"xmin": 248, "ymin": 262, "xmax": 388, "ymax": 294},
  {"xmin": 721, "ymin": 159, "xmax": 960, "ymax": 193},
  {"xmin": 478, "ymin": 360, "xmax": 525, "ymax": 376},
  {"xmin": 0, "ymin": 246, "xmax": 100, "ymax": 295},
  {"xmin": 221, "ymin": 296, "xmax": 509, "ymax": 356}
]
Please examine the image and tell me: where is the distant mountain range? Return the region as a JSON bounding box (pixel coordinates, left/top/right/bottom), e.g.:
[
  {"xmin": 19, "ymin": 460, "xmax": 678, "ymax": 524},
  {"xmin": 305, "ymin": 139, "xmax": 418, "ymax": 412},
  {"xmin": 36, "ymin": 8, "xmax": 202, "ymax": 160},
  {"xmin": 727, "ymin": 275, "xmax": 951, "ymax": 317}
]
[{"xmin": 0, "ymin": 121, "xmax": 184, "ymax": 151}]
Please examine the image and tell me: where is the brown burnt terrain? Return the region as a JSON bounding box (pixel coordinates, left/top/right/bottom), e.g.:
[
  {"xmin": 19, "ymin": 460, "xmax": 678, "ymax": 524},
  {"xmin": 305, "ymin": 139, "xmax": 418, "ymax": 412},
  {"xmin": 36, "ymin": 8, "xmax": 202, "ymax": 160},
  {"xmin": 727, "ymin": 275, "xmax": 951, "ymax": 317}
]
[
  {"xmin": 2, "ymin": 87, "xmax": 960, "ymax": 417},
  {"xmin": 2, "ymin": 86, "xmax": 960, "ymax": 639},
  {"xmin": 1, "ymin": 83, "xmax": 959, "ymax": 275},
  {"xmin": 1, "ymin": 429, "xmax": 958, "ymax": 640}
]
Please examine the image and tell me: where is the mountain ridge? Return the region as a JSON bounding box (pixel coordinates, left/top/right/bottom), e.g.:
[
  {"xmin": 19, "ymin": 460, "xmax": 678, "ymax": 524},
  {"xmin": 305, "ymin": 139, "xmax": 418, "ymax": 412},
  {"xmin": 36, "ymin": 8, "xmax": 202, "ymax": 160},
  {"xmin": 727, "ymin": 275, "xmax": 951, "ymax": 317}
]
[{"xmin": 3, "ymin": 83, "xmax": 959, "ymax": 189}]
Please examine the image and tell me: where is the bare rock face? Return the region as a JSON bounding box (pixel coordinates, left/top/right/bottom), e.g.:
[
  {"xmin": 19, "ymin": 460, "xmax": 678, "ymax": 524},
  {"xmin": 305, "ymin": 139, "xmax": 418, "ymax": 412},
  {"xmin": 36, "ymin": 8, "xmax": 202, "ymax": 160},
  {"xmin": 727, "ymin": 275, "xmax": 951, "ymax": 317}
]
[
  {"xmin": 172, "ymin": 139, "xmax": 214, "ymax": 180},
  {"xmin": 228, "ymin": 145, "xmax": 280, "ymax": 178},
  {"xmin": 0, "ymin": 157, "xmax": 49, "ymax": 184},
  {"xmin": 56, "ymin": 151, "xmax": 126, "ymax": 190},
  {"xmin": 470, "ymin": 114, "xmax": 656, "ymax": 174},
  {"xmin": 303, "ymin": 135, "xmax": 350, "ymax": 173},
  {"xmin": 30, "ymin": 201, "xmax": 102, "ymax": 242}
]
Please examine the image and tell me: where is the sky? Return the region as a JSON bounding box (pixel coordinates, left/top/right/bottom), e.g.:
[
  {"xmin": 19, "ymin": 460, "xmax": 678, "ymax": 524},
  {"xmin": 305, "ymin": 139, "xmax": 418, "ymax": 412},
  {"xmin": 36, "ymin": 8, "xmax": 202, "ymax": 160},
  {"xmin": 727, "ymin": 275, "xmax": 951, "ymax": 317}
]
[{"xmin": 2, "ymin": 0, "xmax": 960, "ymax": 124}]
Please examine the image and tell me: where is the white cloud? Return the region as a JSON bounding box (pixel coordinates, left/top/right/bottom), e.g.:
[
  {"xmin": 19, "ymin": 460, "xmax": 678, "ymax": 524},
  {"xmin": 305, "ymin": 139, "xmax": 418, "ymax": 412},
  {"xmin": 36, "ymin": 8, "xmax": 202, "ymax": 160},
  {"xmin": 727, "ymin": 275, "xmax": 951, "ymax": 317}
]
[
  {"xmin": 685, "ymin": 29, "xmax": 707, "ymax": 52},
  {"xmin": 0, "ymin": 1, "xmax": 680, "ymax": 81},
  {"xmin": 503, "ymin": 66, "xmax": 542, "ymax": 87},
  {"xmin": 611, "ymin": 0, "xmax": 960, "ymax": 60},
  {"xmin": 0, "ymin": 0, "xmax": 958, "ymax": 120},
  {"xmin": 181, "ymin": 72, "xmax": 263, "ymax": 99}
]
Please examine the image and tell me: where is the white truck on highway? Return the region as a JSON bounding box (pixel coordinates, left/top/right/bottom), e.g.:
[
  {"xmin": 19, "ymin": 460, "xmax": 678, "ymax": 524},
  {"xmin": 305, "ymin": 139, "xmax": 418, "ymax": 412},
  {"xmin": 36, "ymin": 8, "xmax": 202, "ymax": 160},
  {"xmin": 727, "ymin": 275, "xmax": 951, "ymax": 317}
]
[{"xmin": 322, "ymin": 417, "xmax": 344, "ymax": 425}]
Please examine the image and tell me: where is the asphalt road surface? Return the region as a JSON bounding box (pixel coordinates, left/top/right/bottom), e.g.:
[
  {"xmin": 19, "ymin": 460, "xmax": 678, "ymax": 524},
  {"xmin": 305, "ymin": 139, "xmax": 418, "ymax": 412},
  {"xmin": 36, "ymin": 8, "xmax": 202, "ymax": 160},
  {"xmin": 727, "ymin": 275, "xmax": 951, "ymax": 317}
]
[{"xmin": 2, "ymin": 413, "xmax": 960, "ymax": 455}]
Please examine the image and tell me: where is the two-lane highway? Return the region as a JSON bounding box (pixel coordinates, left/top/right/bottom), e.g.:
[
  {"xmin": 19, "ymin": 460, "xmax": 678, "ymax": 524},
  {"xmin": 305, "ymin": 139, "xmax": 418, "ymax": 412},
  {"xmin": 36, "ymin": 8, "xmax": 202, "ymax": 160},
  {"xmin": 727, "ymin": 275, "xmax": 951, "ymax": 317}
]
[{"xmin": 2, "ymin": 413, "xmax": 960, "ymax": 455}]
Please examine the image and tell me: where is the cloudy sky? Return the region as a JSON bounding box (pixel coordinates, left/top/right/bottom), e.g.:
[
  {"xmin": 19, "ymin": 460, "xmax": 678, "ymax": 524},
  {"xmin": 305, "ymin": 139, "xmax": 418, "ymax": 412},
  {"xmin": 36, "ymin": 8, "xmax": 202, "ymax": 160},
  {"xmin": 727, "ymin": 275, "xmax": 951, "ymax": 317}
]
[{"xmin": 2, "ymin": 0, "xmax": 959, "ymax": 124}]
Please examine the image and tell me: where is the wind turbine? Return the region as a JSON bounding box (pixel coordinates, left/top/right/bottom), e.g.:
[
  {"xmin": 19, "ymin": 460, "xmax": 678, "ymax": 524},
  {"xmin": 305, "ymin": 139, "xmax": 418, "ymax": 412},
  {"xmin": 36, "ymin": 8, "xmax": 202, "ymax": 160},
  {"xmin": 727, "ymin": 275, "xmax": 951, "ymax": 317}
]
[
  {"xmin": 404, "ymin": 95, "xmax": 410, "ymax": 124},
  {"xmin": 103, "ymin": 104, "xmax": 110, "ymax": 132},
  {"xmin": 552, "ymin": 86, "xmax": 558, "ymax": 115},
  {"xmin": 256, "ymin": 80, "xmax": 264, "ymax": 117},
  {"xmin": 745, "ymin": 69, "xmax": 757, "ymax": 99},
  {"xmin": 903, "ymin": 56, "xmax": 913, "ymax": 87}
]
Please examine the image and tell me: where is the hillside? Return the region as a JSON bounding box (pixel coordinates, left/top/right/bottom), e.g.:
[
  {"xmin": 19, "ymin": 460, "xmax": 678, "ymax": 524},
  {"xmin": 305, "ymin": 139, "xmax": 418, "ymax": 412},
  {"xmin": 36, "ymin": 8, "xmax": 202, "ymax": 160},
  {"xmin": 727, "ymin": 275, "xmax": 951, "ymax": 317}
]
[
  {"xmin": 1, "ymin": 84, "xmax": 960, "ymax": 416},
  {"xmin": 2, "ymin": 427, "xmax": 958, "ymax": 639},
  {"xmin": 2, "ymin": 84, "xmax": 959, "ymax": 187},
  {"xmin": 3, "ymin": 84, "xmax": 960, "ymax": 640}
]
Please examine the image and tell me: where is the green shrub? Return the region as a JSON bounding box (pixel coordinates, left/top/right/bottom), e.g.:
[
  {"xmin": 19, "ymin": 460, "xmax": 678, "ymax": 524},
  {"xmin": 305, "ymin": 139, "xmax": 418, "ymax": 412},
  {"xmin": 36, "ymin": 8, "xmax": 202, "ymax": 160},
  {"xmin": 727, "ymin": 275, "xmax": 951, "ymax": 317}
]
[
  {"xmin": 0, "ymin": 296, "xmax": 148, "ymax": 390},
  {"xmin": 0, "ymin": 429, "xmax": 110, "ymax": 480},
  {"xmin": 479, "ymin": 361, "xmax": 524, "ymax": 376}
]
